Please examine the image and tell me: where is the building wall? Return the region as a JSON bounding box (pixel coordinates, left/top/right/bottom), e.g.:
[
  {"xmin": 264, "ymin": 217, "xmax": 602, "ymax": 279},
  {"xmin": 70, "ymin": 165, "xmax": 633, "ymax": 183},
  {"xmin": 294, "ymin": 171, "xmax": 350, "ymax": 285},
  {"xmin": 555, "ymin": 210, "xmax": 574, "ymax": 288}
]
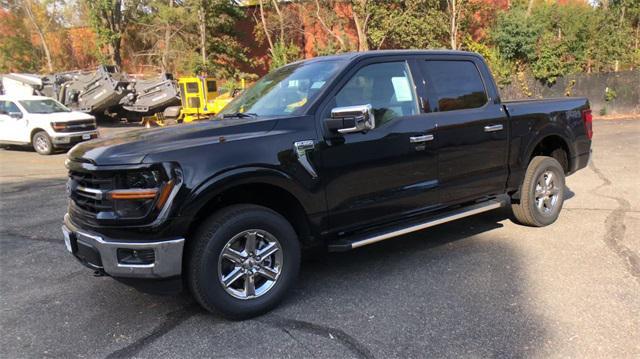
[{"xmin": 501, "ymin": 70, "xmax": 640, "ymax": 115}]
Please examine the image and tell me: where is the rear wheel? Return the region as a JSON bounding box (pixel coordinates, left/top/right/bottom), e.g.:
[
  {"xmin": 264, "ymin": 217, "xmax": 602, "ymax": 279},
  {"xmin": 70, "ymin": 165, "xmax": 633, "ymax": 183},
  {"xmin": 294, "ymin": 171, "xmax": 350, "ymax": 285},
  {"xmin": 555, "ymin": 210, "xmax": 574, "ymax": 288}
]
[
  {"xmin": 187, "ymin": 204, "xmax": 300, "ymax": 319},
  {"xmin": 512, "ymin": 156, "xmax": 565, "ymax": 227},
  {"xmin": 32, "ymin": 131, "xmax": 53, "ymax": 155}
]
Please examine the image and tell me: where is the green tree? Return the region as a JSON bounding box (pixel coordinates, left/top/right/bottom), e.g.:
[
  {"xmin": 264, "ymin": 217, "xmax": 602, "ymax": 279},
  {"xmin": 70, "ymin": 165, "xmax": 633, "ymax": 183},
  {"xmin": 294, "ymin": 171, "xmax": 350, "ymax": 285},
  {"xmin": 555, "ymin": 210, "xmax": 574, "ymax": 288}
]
[
  {"xmin": 0, "ymin": 7, "xmax": 41, "ymax": 72},
  {"xmin": 134, "ymin": 0, "xmax": 187, "ymax": 72},
  {"xmin": 491, "ymin": 7, "xmax": 541, "ymax": 64},
  {"xmin": 311, "ymin": 0, "xmax": 356, "ymax": 53},
  {"xmin": 127, "ymin": 0, "xmax": 247, "ymax": 75},
  {"xmin": 21, "ymin": 0, "xmax": 55, "ymax": 72},
  {"xmin": 587, "ymin": 8, "xmax": 635, "ymax": 72},
  {"xmin": 256, "ymin": 0, "xmax": 302, "ymax": 70},
  {"xmin": 197, "ymin": 0, "xmax": 247, "ymax": 77},
  {"xmin": 531, "ymin": 32, "xmax": 568, "ymax": 84},
  {"xmin": 85, "ymin": 0, "xmax": 143, "ymax": 67},
  {"xmin": 463, "ymin": 37, "xmax": 514, "ymax": 86},
  {"xmin": 366, "ymin": 0, "xmax": 448, "ymax": 50}
]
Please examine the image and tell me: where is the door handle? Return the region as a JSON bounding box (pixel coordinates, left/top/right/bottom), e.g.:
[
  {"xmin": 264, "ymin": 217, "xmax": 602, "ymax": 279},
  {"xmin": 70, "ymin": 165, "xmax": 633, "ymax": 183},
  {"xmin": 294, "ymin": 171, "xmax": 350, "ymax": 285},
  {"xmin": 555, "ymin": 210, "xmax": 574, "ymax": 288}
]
[
  {"xmin": 409, "ymin": 134, "xmax": 434, "ymax": 143},
  {"xmin": 484, "ymin": 124, "xmax": 504, "ymax": 132}
]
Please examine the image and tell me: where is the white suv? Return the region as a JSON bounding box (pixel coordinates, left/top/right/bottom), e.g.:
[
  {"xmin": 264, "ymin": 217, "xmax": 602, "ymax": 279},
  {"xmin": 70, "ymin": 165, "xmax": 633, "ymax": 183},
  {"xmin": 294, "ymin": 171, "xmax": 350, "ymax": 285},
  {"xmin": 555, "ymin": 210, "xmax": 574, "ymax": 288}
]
[{"xmin": 0, "ymin": 95, "xmax": 98, "ymax": 155}]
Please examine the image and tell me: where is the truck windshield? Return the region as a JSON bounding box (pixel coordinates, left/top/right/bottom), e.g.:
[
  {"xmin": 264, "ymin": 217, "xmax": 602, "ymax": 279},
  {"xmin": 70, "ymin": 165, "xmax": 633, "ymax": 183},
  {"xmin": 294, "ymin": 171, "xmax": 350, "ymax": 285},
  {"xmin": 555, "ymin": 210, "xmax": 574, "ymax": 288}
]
[
  {"xmin": 218, "ymin": 60, "xmax": 346, "ymax": 117},
  {"xmin": 19, "ymin": 99, "xmax": 71, "ymax": 114}
]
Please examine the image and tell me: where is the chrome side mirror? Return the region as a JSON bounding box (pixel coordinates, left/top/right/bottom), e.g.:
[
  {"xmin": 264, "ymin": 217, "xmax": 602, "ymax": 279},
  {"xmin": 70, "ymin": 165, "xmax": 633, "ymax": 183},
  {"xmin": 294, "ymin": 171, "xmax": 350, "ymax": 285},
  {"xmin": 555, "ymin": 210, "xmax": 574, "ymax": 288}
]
[
  {"xmin": 327, "ymin": 104, "xmax": 375, "ymax": 134},
  {"xmin": 8, "ymin": 112, "xmax": 23, "ymax": 119}
]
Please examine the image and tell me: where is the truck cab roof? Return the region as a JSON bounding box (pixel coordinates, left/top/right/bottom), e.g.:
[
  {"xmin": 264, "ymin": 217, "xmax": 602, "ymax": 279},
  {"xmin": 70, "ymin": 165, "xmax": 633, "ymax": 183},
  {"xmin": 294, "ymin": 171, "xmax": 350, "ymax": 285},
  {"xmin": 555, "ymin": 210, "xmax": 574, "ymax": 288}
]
[
  {"xmin": 0, "ymin": 94, "xmax": 52, "ymax": 101},
  {"xmin": 296, "ymin": 49, "xmax": 483, "ymax": 64}
]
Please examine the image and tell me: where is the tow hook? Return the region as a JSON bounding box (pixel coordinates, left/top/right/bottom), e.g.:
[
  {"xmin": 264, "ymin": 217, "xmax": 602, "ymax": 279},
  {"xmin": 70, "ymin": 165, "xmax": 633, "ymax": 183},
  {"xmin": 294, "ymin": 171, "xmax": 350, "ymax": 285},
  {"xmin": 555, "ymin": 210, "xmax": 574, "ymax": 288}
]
[{"xmin": 93, "ymin": 269, "xmax": 106, "ymax": 277}]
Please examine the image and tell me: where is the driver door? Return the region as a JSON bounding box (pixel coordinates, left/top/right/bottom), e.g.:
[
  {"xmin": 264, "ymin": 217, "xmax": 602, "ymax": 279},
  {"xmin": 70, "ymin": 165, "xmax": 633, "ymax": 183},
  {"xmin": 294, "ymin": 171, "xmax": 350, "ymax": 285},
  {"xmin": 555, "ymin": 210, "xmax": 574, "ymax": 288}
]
[
  {"xmin": 0, "ymin": 101, "xmax": 26, "ymax": 142},
  {"xmin": 318, "ymin": 59, "xmax": 440, "ymax": 234}
]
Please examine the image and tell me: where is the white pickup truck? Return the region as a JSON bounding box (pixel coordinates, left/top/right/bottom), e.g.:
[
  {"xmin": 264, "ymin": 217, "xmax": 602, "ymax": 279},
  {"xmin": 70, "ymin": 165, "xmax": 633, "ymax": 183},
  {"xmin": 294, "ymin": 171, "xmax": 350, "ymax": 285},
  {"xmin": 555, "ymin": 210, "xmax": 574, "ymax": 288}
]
[{"xmin": 0, "ymin": 95, "xmax": 98, "ymax": 155}]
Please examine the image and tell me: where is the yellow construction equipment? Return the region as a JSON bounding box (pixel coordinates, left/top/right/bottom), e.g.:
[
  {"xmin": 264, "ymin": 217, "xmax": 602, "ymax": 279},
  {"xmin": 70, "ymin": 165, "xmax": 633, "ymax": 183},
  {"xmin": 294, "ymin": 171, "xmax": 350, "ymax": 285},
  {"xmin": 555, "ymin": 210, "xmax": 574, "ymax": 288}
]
[
  {"xmin": 142, "ymin": 77, "xmax": 246, "ymax": 128},
  {"xmin": 176, "ymin": 76, "xmax": 219, "ymax": 122}
]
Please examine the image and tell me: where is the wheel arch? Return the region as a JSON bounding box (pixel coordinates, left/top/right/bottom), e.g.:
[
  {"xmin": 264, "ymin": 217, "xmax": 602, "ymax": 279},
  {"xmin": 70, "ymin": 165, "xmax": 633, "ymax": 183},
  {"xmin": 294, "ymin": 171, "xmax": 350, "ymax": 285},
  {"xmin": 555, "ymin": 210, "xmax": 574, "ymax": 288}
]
[
  {"xmin": 30, "ymin": 127, "xmax": 48, "ymax": 143},
  {"xmin": 525, "ymin": 133, "xmax": 574, "ymax": 174},
  {"xmin": 181, "ymin": 168, "xmax": 320, "ymax": 247}
]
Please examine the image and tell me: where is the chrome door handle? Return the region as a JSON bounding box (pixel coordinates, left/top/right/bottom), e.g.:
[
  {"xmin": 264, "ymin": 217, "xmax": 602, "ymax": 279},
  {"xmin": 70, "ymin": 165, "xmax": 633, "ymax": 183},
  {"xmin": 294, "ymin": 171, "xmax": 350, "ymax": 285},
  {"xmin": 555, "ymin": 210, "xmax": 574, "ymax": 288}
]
[
  {"xmin": 484, "ymin": 124, "xmax": 504, "ymax": 132},
  {"xmin": 409, "ymin": 134, "xmax": 434, "ymax": 143}
]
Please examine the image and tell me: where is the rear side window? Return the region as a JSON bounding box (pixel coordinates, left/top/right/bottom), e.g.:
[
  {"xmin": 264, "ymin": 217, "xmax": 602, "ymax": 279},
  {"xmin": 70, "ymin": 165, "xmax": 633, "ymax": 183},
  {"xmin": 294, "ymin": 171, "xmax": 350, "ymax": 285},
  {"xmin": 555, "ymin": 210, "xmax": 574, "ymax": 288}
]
[
  {"xmin": 0, "ymin": 101, "xmax": 20, "ymax": 114},
  {"xmin": 419, "ymin": 60, "xmax": 487, "ymax": 112}
]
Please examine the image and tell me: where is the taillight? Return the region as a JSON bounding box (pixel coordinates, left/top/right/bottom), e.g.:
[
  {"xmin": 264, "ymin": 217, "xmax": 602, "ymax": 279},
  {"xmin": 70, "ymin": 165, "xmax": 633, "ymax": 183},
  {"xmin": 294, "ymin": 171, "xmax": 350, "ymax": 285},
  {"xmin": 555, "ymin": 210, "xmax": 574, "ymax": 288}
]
[{"xmin": 581, "ymin": 109, "xmax": 593, "ymax": 140}]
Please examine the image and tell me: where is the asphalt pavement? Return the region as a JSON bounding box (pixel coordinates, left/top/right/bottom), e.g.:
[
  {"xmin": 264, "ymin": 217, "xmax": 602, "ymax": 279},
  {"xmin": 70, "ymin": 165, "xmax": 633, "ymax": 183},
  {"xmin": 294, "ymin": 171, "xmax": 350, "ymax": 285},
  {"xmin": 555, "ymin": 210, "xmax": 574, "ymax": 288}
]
[{"xmin": 1, "ymin": 119, "xmax": 638, "ymax": 358}]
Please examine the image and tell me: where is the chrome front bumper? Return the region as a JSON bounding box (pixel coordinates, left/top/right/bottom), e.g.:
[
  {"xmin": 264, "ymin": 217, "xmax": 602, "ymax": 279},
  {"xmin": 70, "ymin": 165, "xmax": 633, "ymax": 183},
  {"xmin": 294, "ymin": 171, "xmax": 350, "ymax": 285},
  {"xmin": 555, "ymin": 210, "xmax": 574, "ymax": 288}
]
[
  {"xmin": 52, "ymin": 131, "xmax": 98, "ymax": 145},
  {"xmin": 62, "ymin": 214, "xmax": 184, "ymax": 278}
]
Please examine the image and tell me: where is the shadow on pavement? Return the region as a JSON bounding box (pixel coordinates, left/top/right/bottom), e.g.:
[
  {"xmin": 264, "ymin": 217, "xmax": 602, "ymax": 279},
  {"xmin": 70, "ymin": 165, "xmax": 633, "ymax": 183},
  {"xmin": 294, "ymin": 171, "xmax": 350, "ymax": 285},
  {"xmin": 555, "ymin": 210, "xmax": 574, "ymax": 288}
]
[
  {"xmin": 1, "ymin": 175, "xmax": 548, "ymax": 357},
  {"xmin": 276, "ymin": 208, "xmax": 547, "ymax": 357}
]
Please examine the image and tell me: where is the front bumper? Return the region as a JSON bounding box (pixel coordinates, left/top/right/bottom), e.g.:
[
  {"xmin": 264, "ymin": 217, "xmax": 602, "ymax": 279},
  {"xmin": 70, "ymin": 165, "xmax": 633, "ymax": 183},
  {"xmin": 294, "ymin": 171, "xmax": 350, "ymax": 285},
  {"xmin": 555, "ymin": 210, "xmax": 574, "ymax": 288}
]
[
  {"xmin": 62, "ymin": 214, "xmax": 184, "ymax": 279},
  {"xmin": 52, "ymin": 131, "xmax": 99, "ymax": 147}
]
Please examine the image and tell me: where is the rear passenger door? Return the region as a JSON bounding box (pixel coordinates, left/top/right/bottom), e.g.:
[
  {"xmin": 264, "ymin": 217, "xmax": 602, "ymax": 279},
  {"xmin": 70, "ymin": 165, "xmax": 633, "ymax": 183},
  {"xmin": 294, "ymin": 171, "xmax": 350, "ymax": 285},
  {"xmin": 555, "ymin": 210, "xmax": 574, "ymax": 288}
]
[
  {"xmin": 417, "ymin": 57, "xmax": 509, "ymax": 204},
  {"xmin": 0, "ymin": 101, "xmax": 26, "ymax": 142}
]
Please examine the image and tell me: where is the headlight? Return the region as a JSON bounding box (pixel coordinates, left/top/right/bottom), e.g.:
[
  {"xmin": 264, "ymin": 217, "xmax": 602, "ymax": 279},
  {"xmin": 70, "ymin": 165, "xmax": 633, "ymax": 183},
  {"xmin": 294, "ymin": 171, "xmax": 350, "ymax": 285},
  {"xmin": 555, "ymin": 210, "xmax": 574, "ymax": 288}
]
[
  {"xmin": 51, "ymin": 122, "xmax": 67, "ymax": 132},
  {"xmin": 108, "ymin": 169, "xmax": 175, "ymax": 219},
  {"xmin": 123, "ymin": 170, "xmax": 162, "ymax": 188}
]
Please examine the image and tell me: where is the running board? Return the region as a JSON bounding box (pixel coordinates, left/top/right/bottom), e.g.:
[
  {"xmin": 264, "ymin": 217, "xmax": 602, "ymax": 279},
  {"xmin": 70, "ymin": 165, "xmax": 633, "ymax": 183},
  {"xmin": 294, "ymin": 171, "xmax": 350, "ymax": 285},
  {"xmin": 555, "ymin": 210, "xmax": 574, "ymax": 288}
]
[{"xmin": 328, "ymin": 197, "xmax": 507, "ymax": 252}]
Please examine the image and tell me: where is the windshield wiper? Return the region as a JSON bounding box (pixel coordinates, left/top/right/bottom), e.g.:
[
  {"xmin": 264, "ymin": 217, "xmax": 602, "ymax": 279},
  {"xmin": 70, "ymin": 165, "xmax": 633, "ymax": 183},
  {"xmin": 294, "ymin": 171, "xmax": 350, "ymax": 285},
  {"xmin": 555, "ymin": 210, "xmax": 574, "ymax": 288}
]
[{"xmin": 222, "ymin": 112, "xmax": 258, "ymax": 119}]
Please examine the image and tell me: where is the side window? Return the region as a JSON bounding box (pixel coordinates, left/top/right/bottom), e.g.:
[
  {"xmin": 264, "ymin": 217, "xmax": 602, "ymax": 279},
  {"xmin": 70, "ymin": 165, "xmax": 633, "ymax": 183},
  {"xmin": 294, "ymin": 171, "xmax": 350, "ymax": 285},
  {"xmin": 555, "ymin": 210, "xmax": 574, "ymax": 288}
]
[
  {"xmin": 206, "ymin": 80, "xmax": 217, "ymax": 93},
  {"xmin": 419, "ymin": 60, "xmax": 488, "ymax": 112},
  {"xmin": 186, "ymin": 82, "xmax": 199, "ymax": 93},
  {"xmin": 0, "ymin": 101, "xmax": 20, "ymax": 114},
  {"xmin": 333, "ymin": 61, "xmax": 418, "ymax": 127}
]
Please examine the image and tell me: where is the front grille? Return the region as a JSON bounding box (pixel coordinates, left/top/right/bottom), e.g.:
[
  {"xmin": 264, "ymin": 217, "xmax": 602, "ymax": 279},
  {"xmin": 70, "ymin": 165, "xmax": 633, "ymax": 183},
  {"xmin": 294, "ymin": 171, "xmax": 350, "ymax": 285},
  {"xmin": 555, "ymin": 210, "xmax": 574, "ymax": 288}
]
[
  {"xmin": 56, "ymin": 120, "xmax": 97, "ymax": 133},
  {"xmin": 68, "ymin": 170, "xmax": 115, "ymax": 225},
  {"xmin": 70, "ymin": 170, "xmax": 113, "ymax": 190}
]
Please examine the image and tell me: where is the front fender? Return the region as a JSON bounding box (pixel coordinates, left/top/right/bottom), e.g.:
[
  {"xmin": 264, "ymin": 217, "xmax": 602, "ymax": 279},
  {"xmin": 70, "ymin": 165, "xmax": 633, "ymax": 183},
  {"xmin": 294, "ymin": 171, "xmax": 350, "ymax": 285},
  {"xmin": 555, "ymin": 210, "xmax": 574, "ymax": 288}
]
[{"xmin": 177, "ymin": 166, "xmax": 324, "ymax": 219}]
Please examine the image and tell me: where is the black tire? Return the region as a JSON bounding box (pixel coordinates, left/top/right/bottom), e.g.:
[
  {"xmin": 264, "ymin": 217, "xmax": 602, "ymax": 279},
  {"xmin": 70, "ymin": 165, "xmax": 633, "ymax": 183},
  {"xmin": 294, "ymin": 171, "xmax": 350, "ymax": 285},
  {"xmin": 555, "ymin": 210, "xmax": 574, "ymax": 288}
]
[
  {"xmin": 187, "ymin": 204, "xmax": 301, "ymax": 319},
  {"xmin": 512, "ymin": 156, "xmax": 565, "ymax": 227},
  {"xmin": 32, "ymin": 131, "xmax": 53, "ymax": 155}
]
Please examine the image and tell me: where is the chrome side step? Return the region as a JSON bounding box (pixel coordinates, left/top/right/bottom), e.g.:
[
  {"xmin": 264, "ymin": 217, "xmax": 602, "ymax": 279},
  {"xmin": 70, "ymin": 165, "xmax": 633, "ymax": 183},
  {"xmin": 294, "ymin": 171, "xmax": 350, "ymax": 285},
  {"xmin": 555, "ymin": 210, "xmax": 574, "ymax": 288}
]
[{"xmin": 328, "ymin": 197, "xmax": 507, "ymax": 252}]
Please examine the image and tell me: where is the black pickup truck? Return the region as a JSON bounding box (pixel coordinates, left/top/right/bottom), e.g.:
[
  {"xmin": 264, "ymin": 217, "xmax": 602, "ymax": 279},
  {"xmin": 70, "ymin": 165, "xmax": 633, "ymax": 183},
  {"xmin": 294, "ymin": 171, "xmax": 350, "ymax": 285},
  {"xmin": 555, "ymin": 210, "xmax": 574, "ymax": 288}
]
[{"xmin": 62, "ymin": 50, "xmax": 592, "ymax": 318}]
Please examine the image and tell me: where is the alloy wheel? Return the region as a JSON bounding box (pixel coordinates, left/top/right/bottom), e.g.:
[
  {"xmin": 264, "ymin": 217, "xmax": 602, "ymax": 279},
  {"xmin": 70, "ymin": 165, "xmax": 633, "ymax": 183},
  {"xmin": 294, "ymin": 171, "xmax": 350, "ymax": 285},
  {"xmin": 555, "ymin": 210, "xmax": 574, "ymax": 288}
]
[
  {"xmin": 534, "ymin": 170, "xmax": 561, "ymax": 215},
  {"xmin": 217, "ymin": 229, "xmax": 283, "ymax": 300},
  {"xmin": 35, "ymin": 136, "xmax": 49, "ymax": 153}
]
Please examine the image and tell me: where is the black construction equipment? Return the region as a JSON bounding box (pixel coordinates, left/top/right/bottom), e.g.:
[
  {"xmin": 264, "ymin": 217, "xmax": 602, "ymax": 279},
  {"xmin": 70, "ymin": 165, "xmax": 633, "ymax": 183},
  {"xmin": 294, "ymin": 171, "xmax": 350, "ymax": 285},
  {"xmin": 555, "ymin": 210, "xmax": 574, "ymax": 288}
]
[
  {"xmin": 2, "ymin": 67, "xmax": 181, "ymax": 122},
  {"xmin": 43, "ymin": 65, "xmax": 133, "ymax": 115},
  {"xmin": 121, "ymin": 73, "xmax": 181, "ymax": 115}
]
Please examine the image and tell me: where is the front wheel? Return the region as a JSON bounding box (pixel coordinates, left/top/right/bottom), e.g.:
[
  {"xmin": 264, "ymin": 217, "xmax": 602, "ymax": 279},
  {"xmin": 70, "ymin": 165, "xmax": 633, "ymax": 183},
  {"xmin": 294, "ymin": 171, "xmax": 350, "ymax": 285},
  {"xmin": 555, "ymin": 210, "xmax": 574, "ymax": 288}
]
[
  {"xmin": 32, "ymin": 131, "xmax": 53, "ymax": 155},
  {"xmin": 187, "ymin": 204, "xmax": 301, "ymax": 319},
  {"xmin": 512, "ymin": 156, "xmax": 566, "ymax": 227}
]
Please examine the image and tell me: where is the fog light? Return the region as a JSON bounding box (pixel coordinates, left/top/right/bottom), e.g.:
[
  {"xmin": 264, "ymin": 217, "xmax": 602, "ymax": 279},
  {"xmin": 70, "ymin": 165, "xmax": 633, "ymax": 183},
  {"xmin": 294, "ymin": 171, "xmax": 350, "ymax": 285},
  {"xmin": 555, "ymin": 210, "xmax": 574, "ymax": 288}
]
[{"xmin": 117, "ymin": 248, "xmax": 155, "ymax": 265}]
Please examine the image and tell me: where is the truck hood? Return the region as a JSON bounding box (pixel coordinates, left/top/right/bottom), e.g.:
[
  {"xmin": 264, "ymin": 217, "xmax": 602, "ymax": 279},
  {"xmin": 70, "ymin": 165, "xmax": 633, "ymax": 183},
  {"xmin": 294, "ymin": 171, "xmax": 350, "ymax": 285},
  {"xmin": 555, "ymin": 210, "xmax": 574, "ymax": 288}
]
[
  {"xmin": 68, "ymin": 117, "xmax": 280, "ymax": 166},
  {"xmin": 31, "ymin": 111, "xmax": 95, "ymax": 122}
]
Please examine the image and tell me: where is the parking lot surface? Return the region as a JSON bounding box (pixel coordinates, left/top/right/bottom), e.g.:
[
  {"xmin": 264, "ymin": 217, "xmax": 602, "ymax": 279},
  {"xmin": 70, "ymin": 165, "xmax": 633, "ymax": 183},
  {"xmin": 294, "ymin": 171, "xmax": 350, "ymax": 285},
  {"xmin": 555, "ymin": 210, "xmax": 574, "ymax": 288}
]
[{"xmin": 1, "ymin": 120, "xmax": 639, "ymax": 358}]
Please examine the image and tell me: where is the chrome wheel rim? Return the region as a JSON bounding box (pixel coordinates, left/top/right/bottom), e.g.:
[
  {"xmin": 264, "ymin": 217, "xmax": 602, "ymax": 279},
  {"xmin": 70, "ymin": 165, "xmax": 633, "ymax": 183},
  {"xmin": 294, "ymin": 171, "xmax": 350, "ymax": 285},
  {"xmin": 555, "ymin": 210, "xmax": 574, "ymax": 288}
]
[
  {"xmin": 217, "ymin": 229, "xmax": 283, "ymax": 300},
  {"xmin": 35, "ymin": 136, "xmax": 48, "ymax": 152},
  {"xmin": 534, "ymin": 170, "xmax": 560, "ymax": 215}
]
